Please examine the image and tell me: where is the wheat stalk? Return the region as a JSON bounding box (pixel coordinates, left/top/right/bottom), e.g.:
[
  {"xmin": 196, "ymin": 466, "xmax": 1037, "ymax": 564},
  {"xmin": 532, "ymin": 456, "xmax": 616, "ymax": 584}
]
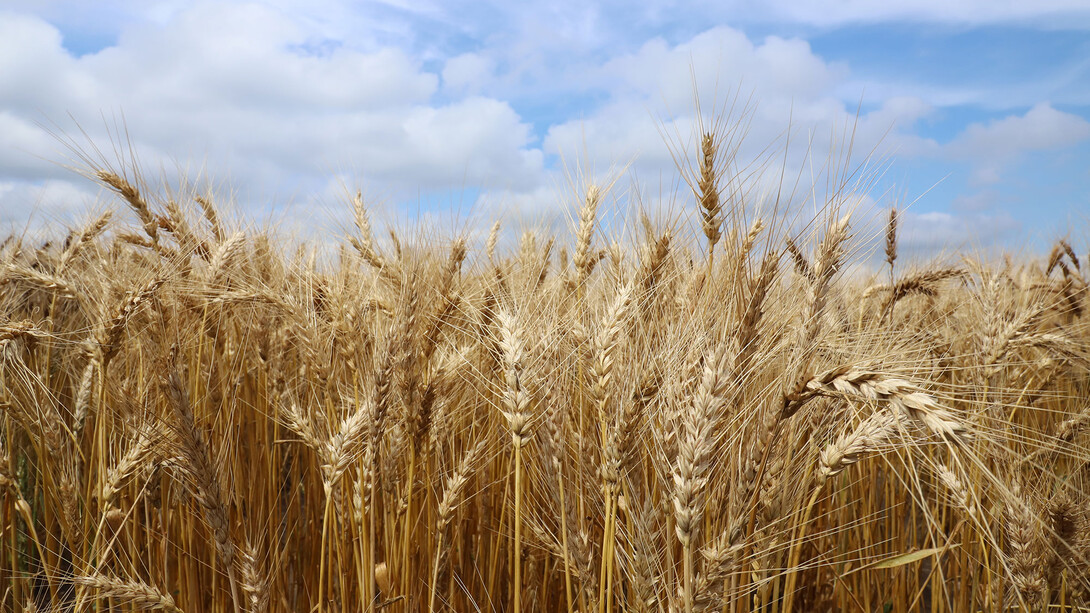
[{"xmin": 497, "ymin": 308, "xmax": 533, "ymax": 613}]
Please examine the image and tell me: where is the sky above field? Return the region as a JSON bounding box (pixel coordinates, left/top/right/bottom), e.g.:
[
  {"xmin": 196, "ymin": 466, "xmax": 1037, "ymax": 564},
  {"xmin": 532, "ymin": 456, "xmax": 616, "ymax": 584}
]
[{"xmin": 1, "ymin": 0, "xmax": 1088, "ymax": 256}]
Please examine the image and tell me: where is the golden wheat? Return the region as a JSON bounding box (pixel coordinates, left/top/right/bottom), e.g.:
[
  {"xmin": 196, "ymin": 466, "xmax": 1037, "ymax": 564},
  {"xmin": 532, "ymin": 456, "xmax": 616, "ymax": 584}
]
[{"xmin": 0, "ymin": 123, "xmax": 1087, "ymax": 613}]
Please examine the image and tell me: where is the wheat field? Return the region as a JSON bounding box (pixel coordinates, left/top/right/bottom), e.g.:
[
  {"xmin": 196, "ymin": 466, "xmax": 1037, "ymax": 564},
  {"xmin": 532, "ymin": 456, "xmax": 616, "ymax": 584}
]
[{"xmin": 0, "ymin": 127, "xmax": 1088, "ymax": 613}]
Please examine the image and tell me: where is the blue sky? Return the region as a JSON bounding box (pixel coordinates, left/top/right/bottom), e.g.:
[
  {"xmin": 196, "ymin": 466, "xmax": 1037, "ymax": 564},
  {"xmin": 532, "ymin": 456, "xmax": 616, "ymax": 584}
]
[{"xmin": 1, "ymin": 0, "xmax": 1088, "ymax": 256}]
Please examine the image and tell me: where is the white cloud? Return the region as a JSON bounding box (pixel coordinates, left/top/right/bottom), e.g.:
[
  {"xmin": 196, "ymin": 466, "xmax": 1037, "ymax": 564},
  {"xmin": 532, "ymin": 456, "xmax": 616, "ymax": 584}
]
[
  {"xmin": 0, "ymin": 13, "xmax": 96, "ymax": 116},
  {"xmin": 381, "ymin": 97, "xmax": 544, "ymax": 189},
  {"xmin": 0, "ymin": 4, "xmax": 544, "ymax": 231},
  {"xmin": 79, "ymin": 4, "xmax": 438, "ymax": 111},
  {"xmin": 0, "ymin": 112, "xmax": 71, "ymax": 179},
  {"xmin": 951, "ymin": 190, "xmax": 1001, "ymax": 212},
  {"xmin": 0, "ymin": 179, "xmax": 98, "ymax": 225},
  {"xmin": 757, "ymin": 0, "xmax": 1090, "ymax": 27},
  {"xmin": 946, "ymin": 102, "xmax": 1090, "ymax": 186},
  {"xmin": 0, "ymin": 1, "xmax": 1084, "ymax": 258},
  {"xmin": 442, "ymin": 53, "xmax": 496, "ymax": 95},
  {"xmin": 850, "ymin": 97, "xmax": 940, "ymax": 157},
  {"xmin": 949, "ymin": 102, "xmax": 1090, "ymax": 159},
  {"xmin": 597, "ymin": 28, "xmax": 846, "ymax": 110},
  {"xmin": 898, "ymin": 208, "xmax": 1020, "ymax": 253},
  {"xmin": 477, "ymin": 183, "xmax": 568, "ymax": 227},
  {"xmin": 541, "ymin": 27, "xmax": 934, "ymax": 210},
  {"xmin": 967, "ymin": 166, "xmax": 1002, "ymax": 188}
]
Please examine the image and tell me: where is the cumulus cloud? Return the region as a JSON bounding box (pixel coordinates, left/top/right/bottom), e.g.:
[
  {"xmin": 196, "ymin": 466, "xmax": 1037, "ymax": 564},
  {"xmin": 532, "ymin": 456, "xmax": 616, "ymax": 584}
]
[
  {"xmin": 597, "ymin": 28, "xmax": 846, "ymax": 110},
  {"xmin": 0, "ymin": 0, "xmax": 1085, "ymax": 259},
  {"xmin": 9, "ymin": 8, "xmax": 899, "ymax": 233},
  {"xmin": 541, "ymin": 27, "xmax": 934, "ymax": 207},
  {"xmin": 851, "ymin": 97, "xmax": 940, "ymax": 156},
  {"xmin": 946, "ymin": 102, "xmax": 1090, "ymax": 185},
  {"xmin": 85, "ymin": 4, "xmax": 438, "ymax": 111},
  {"xmin": 0, "ymin": 4, "xmax": 544, "ymax": 229},
  {"xmin": 949, "ymin": 102, "xmax": 1090, "ymax": 159}
]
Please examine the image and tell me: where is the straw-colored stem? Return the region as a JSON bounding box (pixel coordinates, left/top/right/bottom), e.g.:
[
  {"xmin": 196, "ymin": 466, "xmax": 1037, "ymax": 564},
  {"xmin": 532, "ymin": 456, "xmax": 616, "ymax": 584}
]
[
  {"xmin": 558, "ymin": 469, "xmax": 575, "ymax": 613},
  {"xmin": 513, "ymin": 443, "xmax": 523, "ymax": 613},
  {"xmin": 317, "ymin": 493, "xmax": 333, "ymax": 612}
]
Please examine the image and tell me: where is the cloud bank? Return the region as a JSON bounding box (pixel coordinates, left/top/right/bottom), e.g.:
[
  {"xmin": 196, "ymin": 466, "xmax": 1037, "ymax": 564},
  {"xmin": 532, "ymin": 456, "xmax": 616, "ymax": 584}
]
[{"xmin": 0, "ymin": 1, "xmax": 1087, "ymax": 256}]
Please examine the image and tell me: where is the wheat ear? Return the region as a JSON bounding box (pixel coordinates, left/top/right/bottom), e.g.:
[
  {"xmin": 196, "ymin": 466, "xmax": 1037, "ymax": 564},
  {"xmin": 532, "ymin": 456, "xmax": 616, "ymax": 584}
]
[
  {"xmin": 818, "ymin": 409, "xmax": 903, "ymax": 483},
  {"xmin": 240, "ymin": 540, "xmax": 270, "ymax": 613},
  {"xmin": 785, "ymin": 367, "xmax": 969, "ymax": 442},
  {"xmin": 429, "ymin": 438, "xmax": 488, "ymax": 612},
  {"xmin": 98, "ymin": 171, "xmax": 158, "ymax": 245},
  {"xmin": 161, "ymin": 369, "xmax": 240, "ymax": 611},
  {"xmin": 497, "ymin": 309, "xmax": 533, "ymax": 613},
  {"xmin": 573, "ymin": 185, "xmax": 602, "ymax": 285},
  {"xmin": 697, "ymin": 133, "xmax": 723, "ymax": 262},
  {"xmin": 73, "ymin": 574, "xmax": 182, "ymax": 612},
  {"xmin": 349, "ymin": 191, "xmax": 386, "ymax": 269},
  {"xmin": 1004, "ymin": 491, "xmax": 1046, "ymax": 607},
  {"xmin": 98, "ymin": 277, "xmax": 165, "ymax": 367},
  {"xmin": 674, "ymin": 345, "xmax": 730, "ymax": 613},
  {"xmin": 885, "ymin": 207, "xmax": 898, "ymax": 280}
]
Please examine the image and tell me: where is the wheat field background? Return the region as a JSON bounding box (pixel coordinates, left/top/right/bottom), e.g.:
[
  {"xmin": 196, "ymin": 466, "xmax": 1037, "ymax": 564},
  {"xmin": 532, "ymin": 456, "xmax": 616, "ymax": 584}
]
[{"xmin": 0, "ymin": 122, "xmax": 1087, "ymax": 613}]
